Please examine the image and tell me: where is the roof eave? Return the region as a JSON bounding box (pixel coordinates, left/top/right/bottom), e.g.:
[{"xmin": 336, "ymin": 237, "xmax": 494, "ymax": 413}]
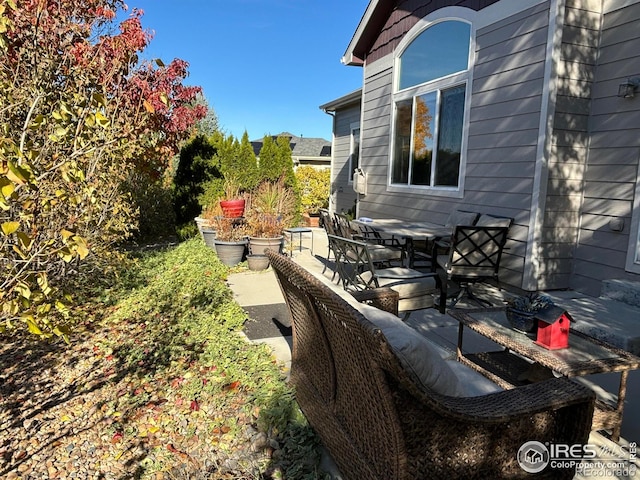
[
  {"xmin": 343, "ymin": 0, "xmax": 392, "ymax": 68},
  {"xmin": 319, "ymin": 88, "xmax": 363, "ymax": 112}
]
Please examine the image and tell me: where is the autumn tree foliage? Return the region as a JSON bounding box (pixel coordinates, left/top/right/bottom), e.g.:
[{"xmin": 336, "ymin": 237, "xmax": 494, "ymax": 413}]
[{"xmin": 0, "ymin": 0, "xmax": 206, "ymax": 338}]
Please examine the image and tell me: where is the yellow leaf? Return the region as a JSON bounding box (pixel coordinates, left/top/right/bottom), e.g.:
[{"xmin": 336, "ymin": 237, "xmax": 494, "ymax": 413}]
[
  {"xmin": 12, "ymin": 244, "xmax": 26, "ymax": 259},
  {"xmin": 23, "ymin": 316, "xmax": 42, "ymax": 335},
  {"xmin": 15, "ymin": 283, "xmax": 31, "ymax": 299},
  {"xmin": 6, "ymin": 162, "xmax": 27, "ymax": 185},
  {"xmin": 143, "ymin": 100, "xmax": 155, "ymax": 113},
  {"xmin": 1, "ymin": 178, "xmax": 15, "ymax": 198},
  {"xmin": 76, "ymin": 243, "xmax": 89, "ymax": 260},
  {"xmin": 61, "ymin": 415, "xmax": 71, "ymax": 422},
  {"xmin": 1, "ymin": 221, "xmax": 19, "ymax": 235},
  {"xmin": 60, "ymin": 229, "xmax": 73, "ymax": 240},
  {"xmin": 17, "ymin": 232, "xmax": 33, "ymax": 251},
  {"xmin": 95, "ymin": 112, "xmax": 110, "ymax": 129},
  {"xmin": 148, "ymin": 426, "xmax": 160, "ymax": 434},
  {"xmin": 159, "ymin": 92, "xmax": 169, "ymax": 107},
  {"xmin": 59, "ymin": 247, "xmax": 73, "ymax": 263}
]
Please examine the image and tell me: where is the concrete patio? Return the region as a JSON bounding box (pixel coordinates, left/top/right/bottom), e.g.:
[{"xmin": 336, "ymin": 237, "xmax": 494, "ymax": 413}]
[{"xmin": 228, "ymin": 227, "xmax": 640, "ymax": 479}]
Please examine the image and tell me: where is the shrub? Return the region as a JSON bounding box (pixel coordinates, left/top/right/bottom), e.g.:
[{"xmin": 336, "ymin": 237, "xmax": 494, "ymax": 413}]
[
  {"xmin": 295, "ymin": 166, "xmax": 330, "ymax": 214},
  {"xmin": 0, "ymin": 1, "xmax": 205, "ymax": 339},
  {"xmin": 173, "ymin": 135, "xmax": 221, "ymax": 227}
]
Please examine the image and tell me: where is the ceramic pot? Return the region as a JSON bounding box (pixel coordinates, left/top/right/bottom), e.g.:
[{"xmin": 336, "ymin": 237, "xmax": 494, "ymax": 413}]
[
  {"xmin": 219, "ymin": 199, "xmax": 245, "ymax": 218},
  {"xmin": 246, "ymin": 254, "xmax": 270, "ymax": 271},
  {"xmin": 201, "ymin": 227, "xmax": 217, "ymax": 248},
  {"xmin": 213, "ymin": 239, "xmax": 248, "ymax": 266},
  {"xmin": 248, "ymin": 236, "xmax": 284, "ymax": 256}
]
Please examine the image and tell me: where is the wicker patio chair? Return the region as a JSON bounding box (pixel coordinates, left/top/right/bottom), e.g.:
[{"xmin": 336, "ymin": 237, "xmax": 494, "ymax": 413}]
[{"xmin": 266, "ymin": 250, "xmax": 595, "ymax": 479}]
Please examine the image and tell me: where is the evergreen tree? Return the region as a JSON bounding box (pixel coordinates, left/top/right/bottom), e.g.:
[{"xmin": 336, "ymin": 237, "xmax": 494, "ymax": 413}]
[
  {"xmin": 237, "ymin": 131, "xmax": 260, "ymax": 191},
  {"xmin": 257, "ymin": 134, "xmax": 281, "ymax": 182},
  {"xmin": 173, "ymin": 135, "xmax": 220, "ymax": 226},
  {"xmin": 276, "ymin": 135, "xmax": 297, "ymax": 190}
]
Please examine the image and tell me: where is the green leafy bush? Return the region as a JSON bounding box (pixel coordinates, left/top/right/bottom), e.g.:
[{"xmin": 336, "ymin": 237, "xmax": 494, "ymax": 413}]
[{"xmin": 295, "ymin": 166, "xmax": 330, "ymax": 214}]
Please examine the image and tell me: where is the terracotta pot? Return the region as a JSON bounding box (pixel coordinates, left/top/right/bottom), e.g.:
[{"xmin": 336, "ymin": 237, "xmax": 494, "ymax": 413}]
[
  {"xmin": 219, "ymin": 199, "xmax": 245, "ymax": 218},
  {"xmin": 303, "ymin": 212, "xmax": 320, "ymax": 228}
]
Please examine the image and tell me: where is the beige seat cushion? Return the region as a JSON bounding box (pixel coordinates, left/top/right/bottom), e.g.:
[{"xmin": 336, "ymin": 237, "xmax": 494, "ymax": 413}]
[
  {"xmin": 365, "ymin": 244, "xmax": 403, "ymax": 262},
  {"xmin": 304, "ymin": 257, "xmax": 502, "ymax": 397},
  {"xmin": 361, "ymin": 268, "xmax": 437, "ymax": 310},
  {"xmin": 445, "ymin": 210, "xmax": 478, "ymax": 228},
  {"xmin": 356, "ymin": 301, "xmax": 502, "ymax": 397}
]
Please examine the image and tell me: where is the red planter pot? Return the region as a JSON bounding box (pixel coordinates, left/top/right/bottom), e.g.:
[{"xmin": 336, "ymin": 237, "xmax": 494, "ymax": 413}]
[{"xmin": 220, "ymin": 199, "xmax": 245, "ymax": 218}]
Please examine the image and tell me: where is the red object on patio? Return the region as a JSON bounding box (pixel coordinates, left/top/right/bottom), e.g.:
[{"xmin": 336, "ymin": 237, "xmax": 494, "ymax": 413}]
[
  {"xmin": 220, "ymin": 199, "xmax": 245, "ymax": 218},
  {"xmin": 534, "ymin": 306, "xmax": 573, "ymax": 350}
]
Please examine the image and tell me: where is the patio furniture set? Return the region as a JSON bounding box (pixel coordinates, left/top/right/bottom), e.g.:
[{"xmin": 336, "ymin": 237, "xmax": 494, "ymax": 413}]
[
  {"xmin": 265, "ymin": 210, "xmax": 640, "ymax": 477},
  {"xmin": 320, "ymin": 208, "xmax": 513, "ymax": 316},
  {"xmin": 266, "ymin": 250, "xmax": 596, "ymax": 479}
]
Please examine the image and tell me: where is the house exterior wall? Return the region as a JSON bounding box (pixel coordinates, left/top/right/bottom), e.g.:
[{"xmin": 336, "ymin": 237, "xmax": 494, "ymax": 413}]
[
  {"xmin": 537, "ymin": 0, "xmax": 602, "ymax": 290},
  {"xmin": 330, "ymin": 102, "xmax": 360, "ymax": 214},
  {"xmin": 337, "ymin": 0, "xmax": 640, "ymax": 295},
  {"xmin": 357, "ymin": 2, "xmax": 554, "ymax": 290},
  {"xmin": 366, "ymin": 0, "xmax": 501, "ymax": 64},
  {"xmin": 572, "ymin": 1, "xmax": 640, "ymax": 295}
]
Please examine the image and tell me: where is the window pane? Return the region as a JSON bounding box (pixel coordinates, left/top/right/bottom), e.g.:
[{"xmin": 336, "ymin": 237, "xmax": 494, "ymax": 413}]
[
  {"xmin": 351, "ymin": 128, "xmax": 360, "ymax": 172},
  {"xmin": 412, "ymin": 92, "xmax": 436, "ymax": 185},
  {"xmin": 392, "ymin": 100, "xmax": 412, "ymax": 183},
  {"xmin": 399, "ymin": 21, "xmax": 470, "ymax": 90},
  {"xmin": 435, "ymin": 85, "xmax": 465, "ymax": 186}
]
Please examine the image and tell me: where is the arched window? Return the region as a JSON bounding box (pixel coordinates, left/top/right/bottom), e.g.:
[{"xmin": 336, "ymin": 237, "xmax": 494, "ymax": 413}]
[{"xmin": 391, "ymin": 20, "xmax": 471, "ymax": 189}]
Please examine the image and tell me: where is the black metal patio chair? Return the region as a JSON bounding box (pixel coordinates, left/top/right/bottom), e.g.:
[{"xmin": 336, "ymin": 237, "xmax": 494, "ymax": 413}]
[
  {"xmin": 334, "ymin": 212, "xmax": 405, "ymax": 267},
  {"xmin": 328, "ymin": 234, "xmax": 440, "ymax": 319},
  {"xmin": 434, "ymin": 215, "xmax": 512, "ymax": 313}
]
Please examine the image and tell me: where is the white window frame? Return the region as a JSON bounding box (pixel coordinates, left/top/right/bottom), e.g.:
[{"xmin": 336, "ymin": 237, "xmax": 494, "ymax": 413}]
[
  {"xmin": 625, "ymin": 160, "xmax": 640, "ymax": 274},
  {"xmin": 348, "ymin": 122, "xmax": 360, "ymax": 185},
  {"xmin": 388, "ymin": 16, "xmax": 475, "ymax": 199}
]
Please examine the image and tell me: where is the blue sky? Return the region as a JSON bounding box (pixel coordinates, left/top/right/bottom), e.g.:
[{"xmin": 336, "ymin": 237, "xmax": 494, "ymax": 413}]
[{"xmin": 121, "ymin": 0, "xmax": 369, "ymax": 141}]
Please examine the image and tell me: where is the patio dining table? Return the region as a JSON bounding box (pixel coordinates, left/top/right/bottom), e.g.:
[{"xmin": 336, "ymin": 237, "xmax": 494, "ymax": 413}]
[{"xmin": 352, "ymin": 218, "xmax": 452, "ymax": 267}]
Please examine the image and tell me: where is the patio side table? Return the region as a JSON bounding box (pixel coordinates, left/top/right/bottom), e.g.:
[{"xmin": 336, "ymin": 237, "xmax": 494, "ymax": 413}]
[
  {"xmin": 449, "ymin": 307, "xmax": 640, "ymax": 441},
  {"xmin": 284, "ymin": 227, "xmax": 313, "ymax": 254}
]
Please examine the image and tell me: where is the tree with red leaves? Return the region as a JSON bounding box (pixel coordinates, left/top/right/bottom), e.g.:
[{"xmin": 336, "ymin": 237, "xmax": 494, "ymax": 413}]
[{"xmin": 0, "ymin": 0, "xmax": 206, "ymax": 338}]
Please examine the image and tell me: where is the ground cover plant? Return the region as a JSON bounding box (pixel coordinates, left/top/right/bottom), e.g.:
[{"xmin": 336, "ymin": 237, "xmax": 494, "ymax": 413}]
[{"xmin": 0, "ymin": 239, "xmax": 330, "ymax": 479}]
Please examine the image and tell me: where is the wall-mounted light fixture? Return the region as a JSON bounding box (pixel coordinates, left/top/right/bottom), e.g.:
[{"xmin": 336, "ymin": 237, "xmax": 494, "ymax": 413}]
[{"xmin": 617, "ymin": 77, "xmax": 640, "ymax": 98}]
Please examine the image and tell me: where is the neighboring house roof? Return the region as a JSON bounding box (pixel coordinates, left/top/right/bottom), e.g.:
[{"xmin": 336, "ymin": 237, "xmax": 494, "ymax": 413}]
[
  {"xmin": 319, "ymin": 88, "xmax": 362, "ymax": 112},
  {"xmin": 251, "ymin": 132, "xmax": 332, "ymax": 161}
]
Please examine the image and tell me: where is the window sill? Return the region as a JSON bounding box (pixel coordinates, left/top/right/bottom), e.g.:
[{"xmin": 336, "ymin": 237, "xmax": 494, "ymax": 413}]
[{"xmin": 386, "ymin": 184, "xmax": 463, "ymax": 199}]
